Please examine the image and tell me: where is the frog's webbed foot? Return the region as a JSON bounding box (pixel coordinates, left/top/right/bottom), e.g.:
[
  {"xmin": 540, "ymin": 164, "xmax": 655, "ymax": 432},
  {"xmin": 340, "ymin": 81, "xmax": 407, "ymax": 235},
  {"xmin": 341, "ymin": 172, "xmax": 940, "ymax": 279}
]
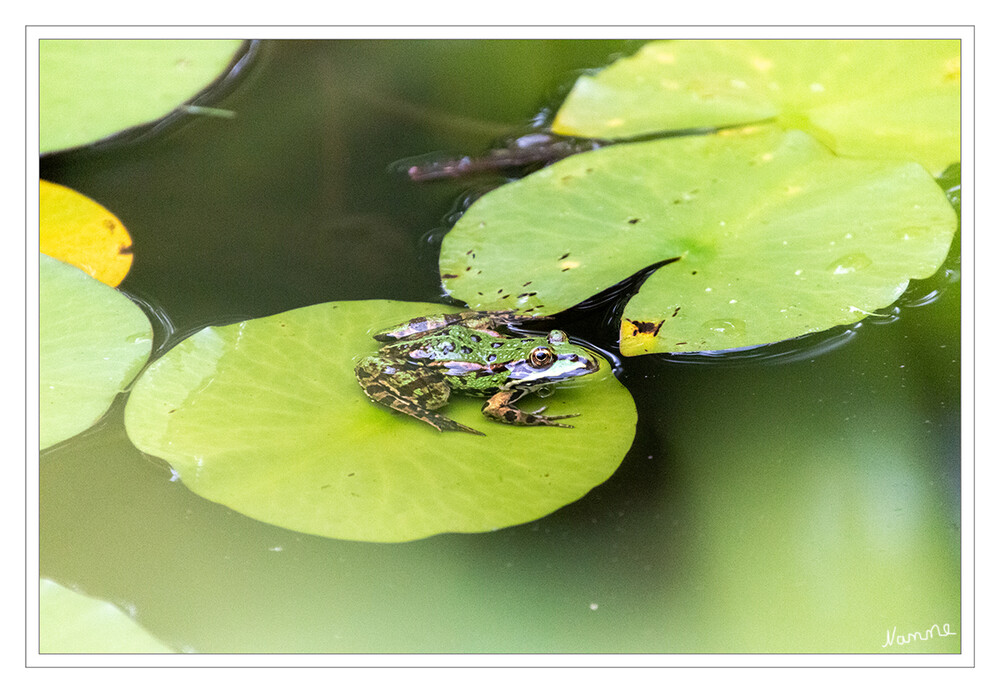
[
  {"xmin": 355, "ymin": 359, "xmax": 484, "ymax": 436},
  {"xmin": 364, "ymin": 387, "xmax": 485, "ymax": 436},
  {"xmin": 417, "ymin": 410, "xmax": 486, "ymax": 436},
  {"xmin": 481, "ymin": 391, "xmax": 579, "ymax": 429}
]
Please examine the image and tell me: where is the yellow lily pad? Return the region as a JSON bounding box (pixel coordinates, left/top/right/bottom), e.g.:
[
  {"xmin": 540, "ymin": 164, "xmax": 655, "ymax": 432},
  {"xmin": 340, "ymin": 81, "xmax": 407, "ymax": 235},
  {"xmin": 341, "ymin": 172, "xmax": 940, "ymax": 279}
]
[{"xmin": 40, "ymin": 180, "xmax": 133, "ymax": 287}]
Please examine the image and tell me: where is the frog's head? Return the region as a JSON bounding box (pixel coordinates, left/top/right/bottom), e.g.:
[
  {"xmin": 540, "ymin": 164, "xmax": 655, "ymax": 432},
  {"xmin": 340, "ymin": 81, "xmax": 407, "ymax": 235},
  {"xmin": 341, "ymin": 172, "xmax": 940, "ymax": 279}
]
[{"xmin": 504, "ymin": 329, "xmax": 600, "ymax": 390}]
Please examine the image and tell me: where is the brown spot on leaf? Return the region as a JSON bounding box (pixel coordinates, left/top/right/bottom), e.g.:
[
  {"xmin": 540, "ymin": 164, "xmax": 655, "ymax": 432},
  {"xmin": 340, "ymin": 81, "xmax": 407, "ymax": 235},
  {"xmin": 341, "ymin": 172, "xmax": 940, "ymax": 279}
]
[{"xmin": 627, "ymin": 319, "xmax": 664, "ymax": 337}]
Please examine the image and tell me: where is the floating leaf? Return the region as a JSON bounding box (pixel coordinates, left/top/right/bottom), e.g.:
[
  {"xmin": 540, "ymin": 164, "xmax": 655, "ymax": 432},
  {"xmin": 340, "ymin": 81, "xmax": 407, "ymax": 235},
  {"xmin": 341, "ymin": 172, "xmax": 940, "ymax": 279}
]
[
  {"xmin": 40, "ymin": 180, "xmax": 133, "ymax": 287},
  {"xmin": 552, "ymin": 39, "xmax": 960, "ymax": 174},
  {"xmin": 40, "ymin": 254, "xmax": 153, "ymax": 449},
  {"xmin": 440, "ymin": 128, "xmax": 957, "ymax": 355},
  {"xmin": 123, "ymin": 300, "xmax": 635, "ymax": 543},
  {"xmin": 39, "ymin": 579, "xmax": 175, "ymax": 653},
  {"xmin": 40, "ymin": 39, "xmax": 245, "ymax": 153}
]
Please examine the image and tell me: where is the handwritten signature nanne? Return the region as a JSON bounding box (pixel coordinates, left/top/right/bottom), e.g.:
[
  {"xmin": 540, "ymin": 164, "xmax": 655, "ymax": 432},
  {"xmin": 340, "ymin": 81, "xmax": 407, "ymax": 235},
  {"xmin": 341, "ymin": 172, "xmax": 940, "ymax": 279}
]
[{"xmin": 883, "ymin": 622, "xmax": 957, "ymax": 648}]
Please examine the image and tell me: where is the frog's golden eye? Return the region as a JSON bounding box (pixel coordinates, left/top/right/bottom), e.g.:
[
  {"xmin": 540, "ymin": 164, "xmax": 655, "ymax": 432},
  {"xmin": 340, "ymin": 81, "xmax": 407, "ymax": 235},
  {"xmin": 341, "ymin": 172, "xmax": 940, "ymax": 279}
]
[{"xmin": 528, "ymin": 346, "xmax": 555, "ymax": 368}]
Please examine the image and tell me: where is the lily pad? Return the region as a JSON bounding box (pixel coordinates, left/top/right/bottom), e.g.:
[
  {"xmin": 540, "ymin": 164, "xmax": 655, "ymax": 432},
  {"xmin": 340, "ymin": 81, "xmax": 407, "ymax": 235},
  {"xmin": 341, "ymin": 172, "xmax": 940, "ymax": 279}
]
[
  {"xmin": 40, "ymin": 39, "xmax": 245, "ymax": 153},
  {"xmin": 40, "ymin": 254, "xmax": 153, "ymax": 449},
  {"xmin": 123, "ymin": 300, "xmax": 635, "ymax": 543},
  {"xmin": 552, "ymin": 39, "xmax": 960, "ymax": 175},
  {"xmin": 39, "ymin": 579, "xmax": 175, "ymax": 653},
  {"xmin": 439, "ymin": 128, "xmax": 957, "ymax": 355},
  {"xmin": 40, "ymin": 180, "xmax": 133, "ymax": 287}
]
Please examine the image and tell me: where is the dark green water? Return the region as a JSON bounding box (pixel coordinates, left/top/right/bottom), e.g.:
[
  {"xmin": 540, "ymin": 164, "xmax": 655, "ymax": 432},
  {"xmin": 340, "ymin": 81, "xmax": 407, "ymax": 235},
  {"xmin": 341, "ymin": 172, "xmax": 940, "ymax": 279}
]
[{"xmin": 39, "ymin": 40, "xmax": 961, "ymax": 654}]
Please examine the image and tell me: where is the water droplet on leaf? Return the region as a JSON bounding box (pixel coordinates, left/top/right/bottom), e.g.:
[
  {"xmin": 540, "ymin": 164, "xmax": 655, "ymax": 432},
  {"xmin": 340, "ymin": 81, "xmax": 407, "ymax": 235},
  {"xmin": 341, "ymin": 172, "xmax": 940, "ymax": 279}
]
[
  {"xmin": 827, "ymin": 253, "xmax": 873, "ymax": 275},
  {"xmin": 701, "ymin": 318, "xmax": 747, "ymax": 338}
]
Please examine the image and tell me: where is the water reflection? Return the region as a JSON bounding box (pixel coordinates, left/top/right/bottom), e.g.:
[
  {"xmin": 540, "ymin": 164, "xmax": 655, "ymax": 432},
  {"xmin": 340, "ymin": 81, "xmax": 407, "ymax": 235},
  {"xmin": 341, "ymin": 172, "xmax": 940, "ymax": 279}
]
[{"xmin": 655, "ymin": 323, "xmax": 862, "ymax": 367}]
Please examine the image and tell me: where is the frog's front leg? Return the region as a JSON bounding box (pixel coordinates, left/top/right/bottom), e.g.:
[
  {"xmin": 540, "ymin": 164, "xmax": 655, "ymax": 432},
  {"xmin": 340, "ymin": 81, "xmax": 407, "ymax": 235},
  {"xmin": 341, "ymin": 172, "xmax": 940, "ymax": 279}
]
[
  {"xmin": 481, "ymin": 389, "xmax": 579, "ymax": 428},
  {"xmin": 355, "ymin": 357, "xmax": 484, "ymax": 436}
]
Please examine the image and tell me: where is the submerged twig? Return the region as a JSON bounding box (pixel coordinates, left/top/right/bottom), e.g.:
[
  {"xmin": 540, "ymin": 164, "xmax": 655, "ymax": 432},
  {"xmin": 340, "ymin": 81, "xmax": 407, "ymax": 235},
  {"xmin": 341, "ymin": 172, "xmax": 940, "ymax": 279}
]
[{"xmin": 406, "ymin": 132, "xmax": 609, "ymax": 182}]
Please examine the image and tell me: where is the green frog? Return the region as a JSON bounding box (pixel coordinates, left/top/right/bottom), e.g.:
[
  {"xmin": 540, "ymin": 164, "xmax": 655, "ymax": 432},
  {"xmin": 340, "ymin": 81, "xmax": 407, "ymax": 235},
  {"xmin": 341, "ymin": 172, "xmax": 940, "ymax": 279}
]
[{"xmin": 355, "ymin": 310, "xmax": 600, "ymax": 435}]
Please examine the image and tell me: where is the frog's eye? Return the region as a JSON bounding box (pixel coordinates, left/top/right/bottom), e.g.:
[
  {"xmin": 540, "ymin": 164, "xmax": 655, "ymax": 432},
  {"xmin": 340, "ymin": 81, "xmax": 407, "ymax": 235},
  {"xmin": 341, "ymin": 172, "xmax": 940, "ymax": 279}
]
[{"xmin": 528, "ymin": 346, "xmax": 556, "ymax": 368}]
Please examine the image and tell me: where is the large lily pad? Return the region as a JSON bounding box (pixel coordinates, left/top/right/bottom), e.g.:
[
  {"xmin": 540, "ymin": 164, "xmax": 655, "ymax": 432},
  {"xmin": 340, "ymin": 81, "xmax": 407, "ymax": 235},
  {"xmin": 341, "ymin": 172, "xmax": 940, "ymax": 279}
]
[
  {"xmin": 40, "ymin": 39, "xmax": 245, "ymax": 153},
  {"xmin": 40, "ymin": 254, "xmax": 153, "ymax": 449},
  {"xmin": 39, "ymin": 579, "xmax": 175, "ymax": 653},
  {"xmin": 551, "ymin": 39, "xmax": 960, "ymax": 174},
  {"xmin": 123, "ymin": 300, "xmax": 635, "ymax": 543},
  {"xmin": 439, "ymin": 128, "xmax": 957, "ymax": 355}
]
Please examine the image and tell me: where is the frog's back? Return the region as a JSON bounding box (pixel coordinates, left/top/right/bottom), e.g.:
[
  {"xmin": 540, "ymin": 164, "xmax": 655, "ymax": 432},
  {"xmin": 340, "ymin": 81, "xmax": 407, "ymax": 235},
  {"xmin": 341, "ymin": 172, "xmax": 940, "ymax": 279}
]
[{"xmin": 372, "ymin": 310, "xmax": 521, "ymax": 343}]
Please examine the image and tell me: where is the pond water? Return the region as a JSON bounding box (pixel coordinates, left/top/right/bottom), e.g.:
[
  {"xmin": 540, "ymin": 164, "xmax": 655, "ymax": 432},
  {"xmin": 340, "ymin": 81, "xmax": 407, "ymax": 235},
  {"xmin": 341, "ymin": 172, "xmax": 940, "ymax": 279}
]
[{"xmin": 38, "ymin": 39, "xmax": 961, "ymax": 654}]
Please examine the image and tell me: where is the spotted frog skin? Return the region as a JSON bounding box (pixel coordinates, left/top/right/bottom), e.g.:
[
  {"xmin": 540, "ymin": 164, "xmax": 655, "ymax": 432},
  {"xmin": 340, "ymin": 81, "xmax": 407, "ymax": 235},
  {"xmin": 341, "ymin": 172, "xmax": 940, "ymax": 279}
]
[{"xmin": 355, "ymin": 310, "xmax": 600, "ymax": 435}]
